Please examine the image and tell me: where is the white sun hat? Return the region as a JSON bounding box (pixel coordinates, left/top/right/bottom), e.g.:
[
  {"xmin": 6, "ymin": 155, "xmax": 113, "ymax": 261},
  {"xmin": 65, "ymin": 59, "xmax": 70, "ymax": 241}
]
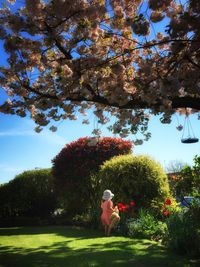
[{"xmin": 102, "ymin": 189, "xmax": 114, "ymax": 200}]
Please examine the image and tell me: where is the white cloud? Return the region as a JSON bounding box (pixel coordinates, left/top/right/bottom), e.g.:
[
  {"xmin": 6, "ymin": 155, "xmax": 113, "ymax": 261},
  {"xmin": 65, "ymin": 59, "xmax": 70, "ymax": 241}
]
[
  {"xmin": 0, "ymin": 129, "xmax": 67, "ymax": 146},
  {"xmin": 40, "ymin": 131, "xmax": 67, "ymax": 146},
  {"xmin": 0, "ymin": 130, "xmax": 35, "ymax": 137}
]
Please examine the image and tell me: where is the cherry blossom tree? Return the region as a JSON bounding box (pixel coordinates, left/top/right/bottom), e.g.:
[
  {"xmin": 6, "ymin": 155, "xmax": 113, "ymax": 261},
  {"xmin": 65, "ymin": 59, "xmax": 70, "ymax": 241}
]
[{"xmin": 0, "ymin": 0, "xmax": 200, "ymax": 143}]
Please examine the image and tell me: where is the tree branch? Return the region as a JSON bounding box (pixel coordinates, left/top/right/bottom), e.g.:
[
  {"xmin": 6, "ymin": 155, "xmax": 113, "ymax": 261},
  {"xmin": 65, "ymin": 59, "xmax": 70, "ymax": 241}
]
[
  {"xmin": 24, "ymin": 83, "xmax": 58, "ymax": 99},
  {"xmin": 186, "ymin": 56, "xmax": 200, "ymax": 69},
  {"xmin": 171, "ymin": 96, "xmax": 200, "ymax": 110},
  {"xmin": 44, "ymin": 22, "xmax": 72, "ymax": 60},
  {"xmin": 50, "ymin": 11, "xmax": 81, "ymax": 29},
  {"xmin": 23, "ymin": 82, "xmax": 200, "ymax": 112}
]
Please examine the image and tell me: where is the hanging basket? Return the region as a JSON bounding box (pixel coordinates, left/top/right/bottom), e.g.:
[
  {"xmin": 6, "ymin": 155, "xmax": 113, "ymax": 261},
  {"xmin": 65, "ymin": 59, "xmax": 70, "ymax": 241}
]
[
  {"xmin": 181, "ymin": 111, "xmax": 199, "ymax": 144},
  {"xmin": 181, "ymin": 137, "xmax": 199, "ymax": 144}
]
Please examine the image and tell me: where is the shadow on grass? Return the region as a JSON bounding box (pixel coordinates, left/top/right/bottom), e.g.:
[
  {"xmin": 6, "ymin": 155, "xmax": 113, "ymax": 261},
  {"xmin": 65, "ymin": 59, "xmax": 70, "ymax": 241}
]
[
  {"xmin": 0, "ymin": 227, "xmax": 199, "ymax": 267},
  {"xmin": 0, "ymin": 226, "xmax": 100, "ymax": 239}
]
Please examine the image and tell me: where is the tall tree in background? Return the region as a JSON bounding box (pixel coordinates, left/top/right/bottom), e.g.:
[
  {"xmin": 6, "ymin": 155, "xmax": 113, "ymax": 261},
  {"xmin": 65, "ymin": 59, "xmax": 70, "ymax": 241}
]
[
  {"xmin": 176, "ymin": 155, "xmax": 200, "ymax": 197},
  {"xmin": 165, "ymin": 159, "xmax": 188, "ymax": 195},
  {"xmin": 0, "ymin": 0, "xmax": 200, "ymax": 143},
  {"xmin": 165, "ymin": 160, "xmax": 188, "ymax": 174}
]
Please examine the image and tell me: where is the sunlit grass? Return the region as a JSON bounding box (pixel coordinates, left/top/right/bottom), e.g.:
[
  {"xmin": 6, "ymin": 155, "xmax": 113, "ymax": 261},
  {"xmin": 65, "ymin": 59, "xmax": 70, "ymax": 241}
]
[{"xmin": 0, "ymin": 226, "xmax": 198, "ymax": 267}]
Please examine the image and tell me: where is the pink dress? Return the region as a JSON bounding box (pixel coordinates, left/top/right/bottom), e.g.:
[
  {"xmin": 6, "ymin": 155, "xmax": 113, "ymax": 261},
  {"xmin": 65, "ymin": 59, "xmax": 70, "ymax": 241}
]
[{"xmin": 101, "ymin": 199, "xmax": 113, "ymax": 226}]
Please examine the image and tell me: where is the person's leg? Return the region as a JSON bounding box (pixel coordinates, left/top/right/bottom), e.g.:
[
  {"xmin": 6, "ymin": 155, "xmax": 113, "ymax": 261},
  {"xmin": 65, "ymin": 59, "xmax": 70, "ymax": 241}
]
[
  {"xmin": 101, "ymin": 217, "xmax": 109, "ymax": 235},
  {"xmin": 107, "ymin": 215, "xmax": 120, "ymax": 236},
  {"xmin": 104, "ymin": 225, "xmax": 108, "ymax": 236}
]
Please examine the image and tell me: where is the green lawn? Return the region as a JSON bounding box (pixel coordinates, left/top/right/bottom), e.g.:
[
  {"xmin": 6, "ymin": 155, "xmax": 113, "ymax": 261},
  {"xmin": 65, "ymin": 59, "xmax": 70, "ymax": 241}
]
[{"xmin": 0, "ymin": 226, "xmax": 198, "ymax": 267}]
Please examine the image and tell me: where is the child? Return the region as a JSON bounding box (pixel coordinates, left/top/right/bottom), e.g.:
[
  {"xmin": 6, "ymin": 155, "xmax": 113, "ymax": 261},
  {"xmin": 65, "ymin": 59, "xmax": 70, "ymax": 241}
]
[{"xmin": 101, "ymin": 189, "xmax": 120, "ymax": 236}]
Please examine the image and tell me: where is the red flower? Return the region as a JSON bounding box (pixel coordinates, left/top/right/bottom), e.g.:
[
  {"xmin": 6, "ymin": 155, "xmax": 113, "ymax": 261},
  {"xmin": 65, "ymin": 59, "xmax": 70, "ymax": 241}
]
[
  {"xmin": 117, "ymin": 203, "xmax": 128, "ymax": 212},
  {"xmin": 118, "ymin": 201, "xmax": 136, "ymax": 212},
  {"xmin": 163, "ymin": 211, "xmax": 169, "ymax": 216},
  {"xmin": 130, "ymin": 201, "xmax": 136, "ymax": 207},
  {"xmin": 117, "ymin": 203, "xmax": 125, "ymax": 212},
  {"xmin": 117, "ymin": 203, "xmax": 124, "ymax": 209},
  {"xmin": 165, "ymin": 199, "xmax": 171, "ymax": 205}
]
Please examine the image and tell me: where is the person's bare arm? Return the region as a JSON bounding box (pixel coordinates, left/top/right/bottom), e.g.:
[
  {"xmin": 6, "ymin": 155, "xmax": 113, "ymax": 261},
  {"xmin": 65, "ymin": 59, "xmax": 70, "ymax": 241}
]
[{"xmin": 108, "ymin": 200, "xmax": 115, "ymax": 212}]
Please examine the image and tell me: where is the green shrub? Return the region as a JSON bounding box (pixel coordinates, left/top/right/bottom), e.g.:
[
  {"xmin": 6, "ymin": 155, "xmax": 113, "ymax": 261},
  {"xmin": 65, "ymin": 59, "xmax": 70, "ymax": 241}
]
[
  {"xmin": 176, "ymin": 155, "xmax": 200, "ymax": 197},
  {"xmin": 0, "ymin": 169, "xmax": 57, "ymax": 220},
  {"xmin": 98, "ymin": 154, "xmax": 170, "ymax": 209},
  {"xmin": 127, "ymin": 209, "xmax": 167, "ymax": 240},
  {"xmin": 164, "ymin": 204, "xmax": 200, "ymax": 256},
  {"xmin": 0, "ymin": 183, "xmax": 10, "ymax": 218}
]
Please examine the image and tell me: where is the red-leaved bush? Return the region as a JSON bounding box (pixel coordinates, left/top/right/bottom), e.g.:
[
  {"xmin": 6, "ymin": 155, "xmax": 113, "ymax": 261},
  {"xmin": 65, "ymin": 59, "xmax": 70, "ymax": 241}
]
[
  {"xmin": 52, "ymin": 137, "xmax": 132, "ymax": 217},
  {"xmin": 52, "ymin": 137, "xmax": 132, "ymax": 179}
]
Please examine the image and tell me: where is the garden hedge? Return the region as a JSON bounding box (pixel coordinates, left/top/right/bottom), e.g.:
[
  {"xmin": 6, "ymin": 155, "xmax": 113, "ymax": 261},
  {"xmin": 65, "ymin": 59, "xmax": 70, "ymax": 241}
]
[
  {"xmin": 52, "ymin": 137, "xmax": 132, "ymax": 217},
  {"xmin": 98, "ymin": 154, "xmax": 170, "ymax": 208},
  {"xmin": 0, "ymin": 169, "xmax": 57, "ymax": 220}
]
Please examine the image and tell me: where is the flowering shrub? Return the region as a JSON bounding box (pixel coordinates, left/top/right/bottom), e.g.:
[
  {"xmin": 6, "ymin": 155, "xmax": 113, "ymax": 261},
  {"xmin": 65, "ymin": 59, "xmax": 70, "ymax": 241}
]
[
  {"xmin": 117, "ymin": 201, "xmax": 136, "ymax": 214},
  {"xmin": 127, "ymin": 209, "xmax": 167, "ymax": 241},
  {"xmin": 161, "ymin": 197, "xmax": 200, "ymax": 256},
  {"xmin": 162, "ymin": 198, "xmax": 172, "ymax": 217},
  {"xmin": 163, "ymin": 204, "xmax": 200, "ymax": 256},
  {"xmin": 116, "ymin": 200, "xmax": 167, "ymax": 240},
  {"xmin": 162, "ymin": 198, "xmax": 180, "ymax": 218},
  {"xmin": 115, "ymin": 200, "xmax": 137, "ymax": 235}
]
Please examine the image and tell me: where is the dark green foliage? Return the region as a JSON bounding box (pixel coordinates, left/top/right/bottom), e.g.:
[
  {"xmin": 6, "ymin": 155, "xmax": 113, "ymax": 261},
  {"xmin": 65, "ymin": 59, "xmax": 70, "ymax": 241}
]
[
  {"xmin": 98, "ymin": 154, "xmax": 170, "ymax": 208},
  {"xmin": 127, "ymin": 209, "xmax": 167, "ymax": 240},
  {"xmin": 164, "ymin": 204, "xmax": 200, "ymax": 256},
  {"xmin": 176, "ymin": 166, "xmax": 194, "ymax": 197},
  {"xmin": 0, "ymin": 169, "xmax": 57, "ymax": 220},
  {"xmin": 176, "ymin": 155, "xmax": 200, "ymax": 197},
  {"xmin": 52, "ymin": 137, "xmax": 132, "ymax": 218}
]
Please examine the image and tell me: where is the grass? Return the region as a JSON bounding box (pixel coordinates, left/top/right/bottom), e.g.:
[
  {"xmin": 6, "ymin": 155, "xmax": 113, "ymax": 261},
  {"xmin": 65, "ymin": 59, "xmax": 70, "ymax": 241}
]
[{"xmin": 0, "ymin": 226, "xmax": 199, "ymax": 267}]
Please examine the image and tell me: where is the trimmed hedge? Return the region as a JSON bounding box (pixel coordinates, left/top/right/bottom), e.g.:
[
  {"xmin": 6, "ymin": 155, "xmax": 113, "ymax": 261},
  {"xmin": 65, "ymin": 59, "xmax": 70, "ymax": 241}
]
[
  {"xmin": 0, "ymin": 169, "xmax": 57, "ymax": 220},
  {"xmin": 98, "ymin": 154, "xmax": 170, "ymax": 208}
]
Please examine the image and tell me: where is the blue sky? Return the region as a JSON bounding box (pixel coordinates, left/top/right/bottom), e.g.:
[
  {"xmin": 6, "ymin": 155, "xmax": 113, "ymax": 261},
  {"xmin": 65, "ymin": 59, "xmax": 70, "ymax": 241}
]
[
  {"xmin": 0, "ymin": 106, "xmax": 200, "ymax": 184},
  {"xmin": 0, "ymin": 0, "xmax": 199, "ymax": 183}
]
